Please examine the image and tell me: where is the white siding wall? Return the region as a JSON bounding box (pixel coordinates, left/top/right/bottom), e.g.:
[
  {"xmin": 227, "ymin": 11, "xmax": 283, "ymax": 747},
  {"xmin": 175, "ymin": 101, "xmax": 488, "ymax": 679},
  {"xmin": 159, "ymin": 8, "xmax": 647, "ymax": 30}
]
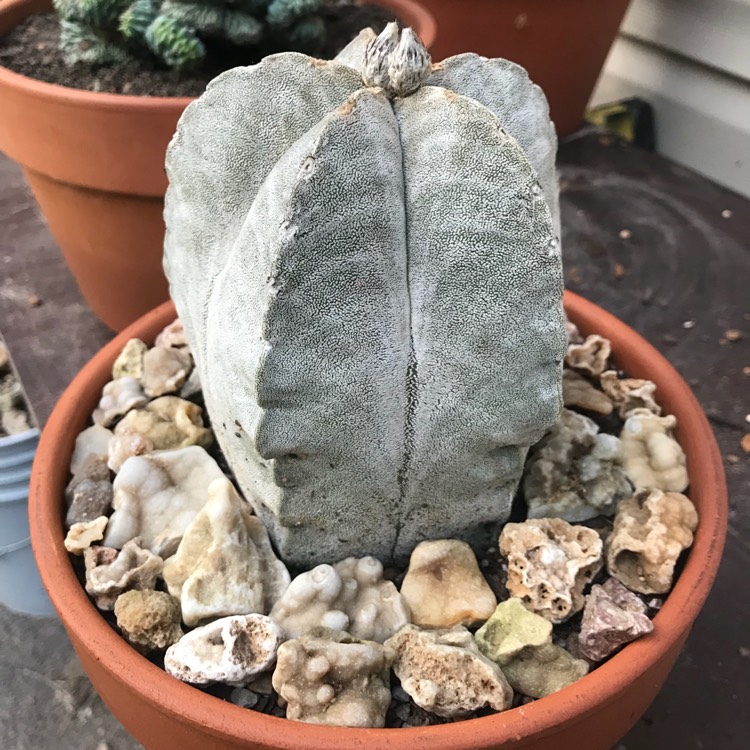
[{"xmin": 590, "ymin": 0, "xmax": 750, "ymax": 198}]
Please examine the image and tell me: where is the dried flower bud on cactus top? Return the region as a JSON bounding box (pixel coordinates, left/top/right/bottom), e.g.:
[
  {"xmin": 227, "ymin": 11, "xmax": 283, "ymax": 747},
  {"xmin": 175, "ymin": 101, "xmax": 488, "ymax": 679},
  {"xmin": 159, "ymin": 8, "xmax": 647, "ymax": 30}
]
[
  {"xmin": 165, "ymin": 24, "xmax": 565, "ymax": 567},
  {"xmin": 362, "ymin": 23, "xmax": 431, "ymax": 97}
]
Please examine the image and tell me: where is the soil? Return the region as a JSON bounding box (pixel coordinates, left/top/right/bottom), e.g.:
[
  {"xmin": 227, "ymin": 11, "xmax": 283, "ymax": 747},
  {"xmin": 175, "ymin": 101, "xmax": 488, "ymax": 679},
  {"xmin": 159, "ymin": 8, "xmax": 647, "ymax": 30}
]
[{"xmin": 0, "ymin": 3, "xmax": 399, "ymax": 97}]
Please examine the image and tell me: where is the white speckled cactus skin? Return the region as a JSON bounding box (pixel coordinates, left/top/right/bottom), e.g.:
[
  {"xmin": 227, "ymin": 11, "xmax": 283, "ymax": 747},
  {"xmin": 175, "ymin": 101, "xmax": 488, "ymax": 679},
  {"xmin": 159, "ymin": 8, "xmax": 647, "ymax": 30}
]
[{"xmin": 164, "ymin": 26, "xmax": 566, "ymax": 566}]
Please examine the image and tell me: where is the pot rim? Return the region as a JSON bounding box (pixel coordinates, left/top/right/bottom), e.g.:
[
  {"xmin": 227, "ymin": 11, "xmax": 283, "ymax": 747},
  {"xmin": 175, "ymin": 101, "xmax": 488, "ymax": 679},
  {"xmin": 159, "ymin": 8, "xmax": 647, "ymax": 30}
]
[
  {"xmin": 29, "ymin": 291, "xmax": 727, "ymax": 748},
  {"xmin": 0, "ymin": 0, "xmax": 437, "ymax": 113}
]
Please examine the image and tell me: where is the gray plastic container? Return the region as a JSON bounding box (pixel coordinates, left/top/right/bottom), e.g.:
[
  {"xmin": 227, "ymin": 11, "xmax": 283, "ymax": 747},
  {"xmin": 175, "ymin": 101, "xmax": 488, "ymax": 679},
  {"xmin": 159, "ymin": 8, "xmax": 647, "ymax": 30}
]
[
  {"xmin": 0, "ymin": 337, "xmax": 56, "ymax": 620},
  {"xmin": 0, "ymin": 426, "xmax": 55, "ymax": 616}
]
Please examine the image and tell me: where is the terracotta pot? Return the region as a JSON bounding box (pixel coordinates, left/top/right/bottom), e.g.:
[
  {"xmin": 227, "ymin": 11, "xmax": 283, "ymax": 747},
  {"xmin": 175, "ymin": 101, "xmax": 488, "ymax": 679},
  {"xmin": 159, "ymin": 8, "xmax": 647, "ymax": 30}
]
[
  {"xmin": 0, "ymin": 0, "xmax": 436, "ymax": 332},
  {"xmin": 29, "ymin": 291, "xmax": 726, "ymax": 750},
  {"xmin": 419, "ymin": 0, "xmax": 631, "ymax": 137}
]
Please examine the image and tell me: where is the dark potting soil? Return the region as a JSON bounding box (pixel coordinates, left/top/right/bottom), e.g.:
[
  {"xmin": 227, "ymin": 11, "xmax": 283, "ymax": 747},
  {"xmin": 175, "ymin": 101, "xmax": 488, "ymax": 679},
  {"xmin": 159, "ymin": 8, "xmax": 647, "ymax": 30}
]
[{"xmin": 0, "ymin": 4, "xmax": 399, "ymax": 97}]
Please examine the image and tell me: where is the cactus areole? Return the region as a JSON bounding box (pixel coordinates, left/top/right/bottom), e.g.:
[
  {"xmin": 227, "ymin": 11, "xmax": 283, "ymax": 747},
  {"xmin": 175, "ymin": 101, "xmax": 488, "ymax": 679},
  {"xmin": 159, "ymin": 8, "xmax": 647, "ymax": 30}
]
[{"xmin": 164, "ymin": 24, "xmax": 566, "ymax": 567}]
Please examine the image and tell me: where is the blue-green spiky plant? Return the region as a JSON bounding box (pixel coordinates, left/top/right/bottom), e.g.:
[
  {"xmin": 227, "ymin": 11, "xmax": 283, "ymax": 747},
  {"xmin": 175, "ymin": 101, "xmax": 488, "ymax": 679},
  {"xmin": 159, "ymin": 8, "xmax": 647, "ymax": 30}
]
[{"xmin": 53, "ymin": 0, "xmax": 326, "ymax": 70}]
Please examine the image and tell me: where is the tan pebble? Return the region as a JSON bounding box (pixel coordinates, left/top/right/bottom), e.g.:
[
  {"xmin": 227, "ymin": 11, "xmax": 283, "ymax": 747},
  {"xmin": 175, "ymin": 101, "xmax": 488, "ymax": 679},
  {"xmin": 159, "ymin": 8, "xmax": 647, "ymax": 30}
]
[
  {"xmin": 386, "ymin": 625, "xmax": 512, "ymax": 718},
  {"xmin": 162, "ymin": 478, "xmax": 290, "ymax": 626},
  {"xmin": 273, "ymin": 629, "xmax": 392, "ymax": 727},
  {"xmin": 115, "ymin": 590, "xmax": 184, "ymax": 653},
  {"xmin": 64, "ymin": 516, "xmax": 108, "ymax": 555},
  {"xmin": 741, "ymin": 435, "xmax": 750, "ymax": 454},
  {"xmin": 400, "ymin": 539, "xmax": 496, "ymax": 628},
  {"xmin": 606, "ymin": 489, "xmax": 698, "ymax": 595},
  {"xmin": 562, "ymin": 369, "xmax": 613, "ymax": 415}
]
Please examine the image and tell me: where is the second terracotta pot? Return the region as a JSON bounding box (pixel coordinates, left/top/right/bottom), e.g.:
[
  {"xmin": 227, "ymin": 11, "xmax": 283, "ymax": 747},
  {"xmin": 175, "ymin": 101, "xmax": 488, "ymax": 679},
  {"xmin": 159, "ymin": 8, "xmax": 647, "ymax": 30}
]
[
  {"xmin": 0, "ymin": 0, "xmax": 436, "ymax": 332},
  {"xmin": 419, "ymin": 0, "xmax": 631, "ymax": 137}
]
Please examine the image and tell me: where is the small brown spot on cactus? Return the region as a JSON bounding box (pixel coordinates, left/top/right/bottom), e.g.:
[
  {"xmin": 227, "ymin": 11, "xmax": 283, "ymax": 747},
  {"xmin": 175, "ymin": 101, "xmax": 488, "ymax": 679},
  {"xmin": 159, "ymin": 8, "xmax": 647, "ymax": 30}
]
[
  {"xmin": 431, "ymin": 62, "xmax": 445, "ymax": 72},
  {"xmin": 337, "ymin": 99, "xmax": 356, "ymax": 117},
  {"xmin": 309, "ymin": 58, "xmax": 329, "ymax": 68}
]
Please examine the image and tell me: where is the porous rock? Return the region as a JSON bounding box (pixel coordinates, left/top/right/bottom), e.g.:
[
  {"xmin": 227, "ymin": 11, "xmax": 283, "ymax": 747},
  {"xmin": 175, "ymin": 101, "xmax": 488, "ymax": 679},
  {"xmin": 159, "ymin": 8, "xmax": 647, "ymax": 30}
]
[
  {"xmin": 523, "ymin": 409, "xmax": 632, "ymax": 521},
  {"xmin": 400, "ymin": 539, "xmax": 496, "ymax": 628},
  {"xmin": 270, "ymin": 556, "xmax": 409, "ymax": 643},
  {"xmin": 103, "ymin": 446, "xmax": 227, "ymax": 557},
  {"xmin": 385, "ymin": 624, "xmax": 513, "ymax": 718},
  {"xmin": 563, "ymin": 313, "xmax": 583, "ymax": 345},
  {"xmin": 114, "ymin": 396, "xmax": 212, "ymax": 450},
  {"xmin": 0, "ymin": 372, "xmax": 22, "ymax": 413},
  {"xmin": 112, "ymin": 338, "xmax": 148, "ymax": 380},
  {"xmin": 64, "ymin": 515, "xmax": 108, "ymax": 555},
  {"xmin": 164, "ymin": 33, "xmax": 565, "ymax": 567},
  {"xmin": 579, "ymin": 578, "xmax": 653, "ymax": 661},
  {"xmin": 476, "ymin": 597, "xmax": 588, "ymax": 697},
  {"xmin": 1, "ymin": 408, "xmax": 31, "ymax": 435},
  {"xmin": 273, "ymin": 628, "xmax": 392, "ymax": 727},
  {"xmin": 501, "ymin": 640, "xmax": 588, "ymax": 698},
  {"xmin": 565, "ymin": 335, "xmax": 611, "ymax": 377},
  {"xmin": 600, "ymin": 371, "xmax": 661, "ymax": 418},
  {"xmin": 66, "ymin": 453, "xmax": 110, "ymax": 501},
  {"xmin": 107, "ymin": 428, "xmax": 154, "ymax": 472},
  {"xmin": 115, "ymin": 590, "xmax": 184, "ymax": 652},
  {"xmin": 620, "ymin": 409, "xmax": 689, "ymax": 492},
  {"xmin": 155, "ymin": 317, "xmax": 190, "ymax": 349},
  {"xmin": 165, "ymin": 614, "xmax": 282, "ymax": 685},
  {"xmin": 84, "ymin": 539, "xmax": 163, "ymax": 610},
  {"xmin": 163, "ymin": 477, "xmax": 290, "ymax": 626},
  {"xmin": 562, "ymin": 369, "xmax": 613, "ymax": 415},
  {"xmin": 606, "ymin": 489, "xmax": 698, "ymax": 594},
  {"xmin": 499, "ymin": 518, "xmax": 603, "ymax": 623},
  {"xmin": 92, "ymin": 377, "xmax": 148, "ymax": 427},
  {"xmin": 66, "ymin": 475, "xmax": 114, "ymax": 528},
  {"xmin": 70, "ymin": 425, "xmax": 113, "ymax": 474},
  {"xmin": 141, "ymin": 346, "xmax": 193, "ymax": 398}
]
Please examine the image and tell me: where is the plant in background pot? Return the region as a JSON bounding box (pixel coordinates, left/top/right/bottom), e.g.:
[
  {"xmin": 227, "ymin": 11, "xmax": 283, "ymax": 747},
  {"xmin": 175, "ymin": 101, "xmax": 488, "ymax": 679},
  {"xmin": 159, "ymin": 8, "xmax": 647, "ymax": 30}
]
[
  {"xmin": 417, "ymin": 0, "xmax": 632, "ymax": 137},
  {"xmin": 30, "ymin": 23, "xmax": 725, "ymax": 750},
  {"xmin": 0, "ymin": 0, "xmax": 436, "ymax": 332}
]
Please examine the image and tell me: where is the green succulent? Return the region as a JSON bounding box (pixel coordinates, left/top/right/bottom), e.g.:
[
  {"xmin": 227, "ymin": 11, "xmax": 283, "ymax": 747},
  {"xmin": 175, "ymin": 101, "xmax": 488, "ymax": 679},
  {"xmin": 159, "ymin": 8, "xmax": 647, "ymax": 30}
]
[{"xmin": 54, "ymin": 0, "xmax": 325, "ymax": 70}]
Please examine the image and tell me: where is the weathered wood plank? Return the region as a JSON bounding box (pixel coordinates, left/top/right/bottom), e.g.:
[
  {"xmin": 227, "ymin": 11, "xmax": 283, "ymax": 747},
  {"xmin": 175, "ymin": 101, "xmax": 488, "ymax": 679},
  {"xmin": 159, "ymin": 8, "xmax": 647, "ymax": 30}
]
[
  {"xmin": 620, "ymin": 0, "xmax": 750, "ymax": 81},
  {"xmin": 592, "ymin": 35, "xmax": 750, "ymax": 198}
]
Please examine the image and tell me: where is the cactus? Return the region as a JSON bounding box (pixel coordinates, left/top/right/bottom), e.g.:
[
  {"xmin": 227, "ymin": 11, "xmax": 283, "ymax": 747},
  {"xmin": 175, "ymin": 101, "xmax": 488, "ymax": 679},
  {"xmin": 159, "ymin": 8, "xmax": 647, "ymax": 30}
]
[
  {"xmin": 53, "ymin": 0, "xmax": 325, "ymax": 69},
  {"xmin": 164, "ymin": 24, "xmax": 566, "ymax": 567}
]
